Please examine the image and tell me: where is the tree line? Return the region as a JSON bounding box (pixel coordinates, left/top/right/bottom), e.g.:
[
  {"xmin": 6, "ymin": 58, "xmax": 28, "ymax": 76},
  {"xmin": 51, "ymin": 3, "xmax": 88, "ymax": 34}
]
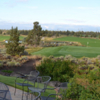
[
  {"xmin": 1, "ymin": 29, "xmax": 100, "ymax": 38},
  {"xmin": 3, "ymin": 21, "xmax": 100, "ymax": 56}
]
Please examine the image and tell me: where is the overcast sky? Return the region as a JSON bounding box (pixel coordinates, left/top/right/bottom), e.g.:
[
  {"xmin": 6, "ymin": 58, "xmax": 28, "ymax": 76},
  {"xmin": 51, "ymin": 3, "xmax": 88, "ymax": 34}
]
[{"xmin": 0, "ymin": 0, "xmax": 100, "ymax": 31}]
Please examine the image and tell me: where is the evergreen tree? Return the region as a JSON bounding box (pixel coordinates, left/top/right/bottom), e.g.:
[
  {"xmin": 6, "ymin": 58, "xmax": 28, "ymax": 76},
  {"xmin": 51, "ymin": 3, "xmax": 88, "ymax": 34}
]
[
  {"xmin": 5, "ymin": 27, "xmax": 24, "ymax": 55},
  {"xmin": 0, "ymin": 30, "xmax": 2, "ymax": 34},
  {"xmin": 26, "ymin": 21, "xmax": 42, "ymax": 45},
  {"xmin": 26, "ymin": 30, "xmax": 34, "ymax": 45},
  {"xmin": 33, "ymin": 21, "xmax": 42, "ymax": 45}
]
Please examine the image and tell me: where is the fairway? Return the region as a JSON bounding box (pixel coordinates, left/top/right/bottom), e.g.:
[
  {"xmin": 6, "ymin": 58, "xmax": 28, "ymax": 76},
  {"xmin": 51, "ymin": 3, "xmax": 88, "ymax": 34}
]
[
  {"xmin": 0, "ymin": 35, "xmax": 25, "ymax": 41},
  {"xmin": 32, "ymin": 46, "xmax": 100, "ymax": 58},
  {"xmin": 53, "ymin": 36, "xmax": 100, "ymax": 47}
]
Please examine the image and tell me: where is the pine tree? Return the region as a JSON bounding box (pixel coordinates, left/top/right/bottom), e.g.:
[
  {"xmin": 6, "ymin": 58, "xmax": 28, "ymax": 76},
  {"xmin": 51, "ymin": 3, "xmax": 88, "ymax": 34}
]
[
  {"xmin": 26, "ymin": 21, "xmax": 42, "ymax": 46},
  {"xmin": 33, "ymin": 22, "xmax": 42, "ymax": 45},
  {"xmin": 5, "ymin": 27, "xmax": 24, "ymax": 56}
]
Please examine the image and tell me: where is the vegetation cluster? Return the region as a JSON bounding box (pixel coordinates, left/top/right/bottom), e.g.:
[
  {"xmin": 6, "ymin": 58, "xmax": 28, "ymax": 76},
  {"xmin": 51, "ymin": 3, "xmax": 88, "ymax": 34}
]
[
  {"xmin": 0, "ymin": 21, "xmax": 100, "ymax": 99},
  {"xmin": 1, "ymin": 29, "xmax": 100, "ymax": 39},
  {"xmin": 36, "ymin": 55, "xmax": 100, "ymax": 99},
  {"xmin": 0, "ymin": 51, "xmax": 29, "ymax": 68},
  {"xmin": 40, "ymin": 41, "xmax": 82, "ymax": 47}
]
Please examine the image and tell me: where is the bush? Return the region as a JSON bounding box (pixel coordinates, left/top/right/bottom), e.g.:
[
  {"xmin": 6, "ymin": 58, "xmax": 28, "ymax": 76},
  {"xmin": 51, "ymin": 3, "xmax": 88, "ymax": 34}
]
[
  {"xmin": 17, "ymin": 56, "xmax": 28, "ymax": 62},
  {"xmin": 63, "ymin": 80, "xmax": 100, "ymax": 100},
  {"xmin": 37, "ymin": 58, "xmax": 75, "ymax": 82},
  {"xmin": 2, "ymin": 70, "xmax": 13, "ymax": 74},
  {"xmin": 61, "ymin": 69, "xmax": 100, "ymax": 100},
  {"xmin": 6, "ymin": 60, "xmax": 21, "ymax": 67},
  {"xmin": 6, "ymin": 61, "xmax": 15, "ymax": 67}
]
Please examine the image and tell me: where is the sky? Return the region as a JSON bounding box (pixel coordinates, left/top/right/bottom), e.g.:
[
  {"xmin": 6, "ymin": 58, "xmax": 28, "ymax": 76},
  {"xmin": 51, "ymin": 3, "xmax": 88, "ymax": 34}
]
[{"xmin": 0, "ymin": 0, "xmax": 100, "ymax": 31}]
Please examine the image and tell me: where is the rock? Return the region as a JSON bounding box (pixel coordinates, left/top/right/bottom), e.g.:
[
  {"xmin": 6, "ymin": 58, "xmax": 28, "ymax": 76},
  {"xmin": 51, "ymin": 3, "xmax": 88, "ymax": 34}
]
[
  {"xmin": 48, "ymin": 81, "xmax": 61, "ymax": 87},
  {"xmin": 89, "ymin": 67, "xmax": 94, "ymax": 70},
  {"xmin": 79, "ymin": 66, "xmax": 88, "ymax": 70},
  {"xmin": 87, "ymin": 60, "xmax": 93, "ymax": 64},
  {"xmin": 10, "ymin": 72, "xmax": 22, "ymax": 77}
]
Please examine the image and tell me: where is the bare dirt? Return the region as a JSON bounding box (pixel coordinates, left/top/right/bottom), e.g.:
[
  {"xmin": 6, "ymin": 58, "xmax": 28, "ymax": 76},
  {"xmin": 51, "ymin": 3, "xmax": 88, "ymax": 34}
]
[{"xmin": 0, "ymin": 59, "xmax": 40, "ymax": 75}]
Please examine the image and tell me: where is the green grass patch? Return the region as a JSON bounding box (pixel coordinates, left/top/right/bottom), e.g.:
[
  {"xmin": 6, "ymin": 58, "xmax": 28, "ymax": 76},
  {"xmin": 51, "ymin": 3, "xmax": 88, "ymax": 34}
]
[
  {"xmin": 32, "ymin": 46, "xmax": 100, "ymax": 58},
  {"xmin": 0, "ymin": 35, "xmax": 24, "ymax": 41},
  {"xmin": 54, "ymin": 36, "xmax": 100, "ymax": 47},
  {"xmin": 0, "ymin": 75, "xmax": 55, "ymax": 96},
  {"xmin": 26, "ymin": 47, "xmax": 43, "ymax": 54}
]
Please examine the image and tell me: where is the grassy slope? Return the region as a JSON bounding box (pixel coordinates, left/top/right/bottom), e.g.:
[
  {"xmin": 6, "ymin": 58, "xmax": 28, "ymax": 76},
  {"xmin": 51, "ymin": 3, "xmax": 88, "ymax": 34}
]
[
  {"xmin": 54, "ymin": 36, "xmax": 100, "ymax": 47},
  {"xmin": 32, "ymin": 46, "xmax": 100, "ymax": 58},
  {"xmin": 0, "ymin": 35, "xmax": 25, "ymax": 41},
  {"xmin": 0, "ymin": 75, "xmax": 55, "ymax": 96},
  {"xmin": 31, "ymin": 36, "xmax": 100, "ymax": 58}
]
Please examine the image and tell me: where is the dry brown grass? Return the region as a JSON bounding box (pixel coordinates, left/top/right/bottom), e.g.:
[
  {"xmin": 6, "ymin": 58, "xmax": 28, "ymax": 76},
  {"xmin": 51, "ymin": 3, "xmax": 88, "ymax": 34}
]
[
  {"xmin": 25, "ymin": 47, "xmax": 43, "ymax": 54},
  {"xmin": 35, "ymin": 61, "xmax": 41, "ymax": 66},
  {"xmin": 44, "ymin": 37, "xmax": 55, "ymax": 41},
  {"xmin": 76, "ymin": 78, "xmax": 89, "ymax": 88},
  {"xmin": 27, "ymin": 55, "xmax": 42, "ymax": 60},
  {"xmin": 0, "ymin": 44, "xmax": 5, "ymax": 49}
]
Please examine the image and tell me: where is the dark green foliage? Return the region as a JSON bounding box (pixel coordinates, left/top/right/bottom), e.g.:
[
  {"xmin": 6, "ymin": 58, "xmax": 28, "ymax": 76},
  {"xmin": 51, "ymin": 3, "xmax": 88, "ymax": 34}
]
[
  {"xmin": 62, "ymin": 78, "xmax": 100, "ymax": 100},
  {"xmin": 37, "ymin": 58, "xmax": 74, "ymax": 82},
  {"xmin": 33, "ymin": 21, "xmax": 42, "ymax": 45},
  {"xmin": 26, "ymin": 21, "xmax": 42, "ymax": 45},
  {"xmin": 5, "ymin": 27, "xmax": 24, "ymax": 56},
  {"xmin": 26, "ymin": 30, "xmax": 34, "ymax": 45},
  {"xmin": 2, "ymin": 70, "xmax": 13, "ymax": 74},
  {"xmin": 61, "ymin": 69, "xmax": 100, "ymax": 99},
  {"xmin": 0, "ymin": 30, "xmax": 2, "ymax": 34}
]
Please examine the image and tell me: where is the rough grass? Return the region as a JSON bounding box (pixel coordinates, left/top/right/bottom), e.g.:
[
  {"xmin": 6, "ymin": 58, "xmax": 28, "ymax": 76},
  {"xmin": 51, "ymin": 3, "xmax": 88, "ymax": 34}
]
[
  {"xmin": 0, "ymin": 75, "xmax": 55, "ymax": 96},
  {"xmin": 53, "ymin": 36, "xmax": 100, "ymax": 47},
  {"xmin": 32, "ymin": 46, "xmax": 100, "ymax": 58}
]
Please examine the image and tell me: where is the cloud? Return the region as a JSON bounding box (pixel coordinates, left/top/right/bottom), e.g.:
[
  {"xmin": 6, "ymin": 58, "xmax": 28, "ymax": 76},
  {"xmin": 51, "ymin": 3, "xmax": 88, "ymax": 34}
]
[
  {"xmin": 64, "ymin": 19, "xmax": 86, "ymax": 23},
  {"xmin": 42, "ymin": 25, "xmax": 49, "ymax": 29},
  {"xmin": 0, "ymin": 20, "xmax": 100, "ymax": 32}
]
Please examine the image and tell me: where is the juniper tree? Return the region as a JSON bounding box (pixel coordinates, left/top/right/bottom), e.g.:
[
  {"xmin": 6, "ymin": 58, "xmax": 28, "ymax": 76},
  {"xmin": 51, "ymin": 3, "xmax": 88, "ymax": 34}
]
[
  {"xmin": 33, "ymin": 21, "xmax": 42, "ymax": 45},
  {"xmin": 26, "ymin": 21, "xmax": 42, "ymax": 46},
  {"xmin": 5, "ymin": 27, "xmax": 24, "ymax": 56},
  {"xmin": 26, "ymin": 30, "xmax": 34, "ymax": 45}
]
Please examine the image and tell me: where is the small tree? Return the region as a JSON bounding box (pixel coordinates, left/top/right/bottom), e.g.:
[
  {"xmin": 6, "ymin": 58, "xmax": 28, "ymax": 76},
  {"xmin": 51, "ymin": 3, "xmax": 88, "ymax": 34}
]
[
  {"xmin": 33, "ymin": 21, "xmax": 42, "ymax": 45},
  {"xmin": 26, "ymin": 21, "xmax": 42, "ymax": 46},
  {"xmin": 5, "ymin": 27, "xmax": 24, "ymax": 56},
  {"xmin": 26, "ymin": 30, "xmax": 34, "ymax": 45},
  {"xmin": 0, "ymin": 30, "xmax": 2, "ymax": 34}
]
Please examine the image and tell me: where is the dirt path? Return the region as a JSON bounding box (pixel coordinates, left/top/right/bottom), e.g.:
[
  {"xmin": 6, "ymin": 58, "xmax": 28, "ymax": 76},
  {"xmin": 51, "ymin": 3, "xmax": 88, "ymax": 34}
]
[
  {"xmin": 0, "ymin": 59, "xmax": 39, "ymax": 75},
  {"xmin": 12, "ymin": 59, "xmax": 36, "ymax": 74}
]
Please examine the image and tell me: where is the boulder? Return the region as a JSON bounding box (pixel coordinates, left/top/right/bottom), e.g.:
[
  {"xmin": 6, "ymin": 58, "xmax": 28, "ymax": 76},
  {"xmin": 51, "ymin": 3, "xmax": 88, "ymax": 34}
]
[
  {"xmin": 10, "ymin": 72, "xmax": 22, "ymax": 77},
  {"xmin": 48, "ymin": 81, "xmax": 61, "ymax": 87}
]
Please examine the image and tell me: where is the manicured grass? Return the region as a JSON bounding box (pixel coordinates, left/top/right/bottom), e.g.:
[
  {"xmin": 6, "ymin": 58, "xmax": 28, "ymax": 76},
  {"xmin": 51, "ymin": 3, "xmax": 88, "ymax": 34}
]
[
  {"xmin": 32, "ymin": 46, "xmax": 100, "ymax": 58},
  {"xmin": 53, "ymin": 36, "xmax": 100, "ymax": 47},
  {"xmin": 0, "ymin": 35, "xmax": 25, "ymax": 41},
  {"xmin": 26, "ymin": 47, "xmax": 43, "ymax": 54},
  {"xmin": 0, "ymin": 75, "xmax": 55, "ymax": 96}
]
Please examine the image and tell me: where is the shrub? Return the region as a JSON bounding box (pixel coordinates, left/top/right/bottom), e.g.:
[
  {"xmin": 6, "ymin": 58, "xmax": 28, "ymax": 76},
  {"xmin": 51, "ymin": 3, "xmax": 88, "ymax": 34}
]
[
  {"xmin": 6, "ymin": 61, "xmax": 15, "ymax": 67},
  {"xmin": 14, "ymin": 62, "xmax": 21, "ymax": 66},
  {"xmin": 17, "ymin": 56, "xmax": 28, "ymax": 62},
  {"xmin": 37, "ymin": 58, "xmax": 75, "ymax": 82},
  {"xmin": 61, "ymin": 77, "xmax": 100, "ymax": 100},
  {"xmin": 20, "ymin": 51, "xmax": 29, "ymax": 56},
  {"xmin": 6, "ymin": 60, "xmax": 21, "ymax": 67},
  {"xmin": 2, "ymin": 70, "xmax": 13, "ymax": 74}
]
